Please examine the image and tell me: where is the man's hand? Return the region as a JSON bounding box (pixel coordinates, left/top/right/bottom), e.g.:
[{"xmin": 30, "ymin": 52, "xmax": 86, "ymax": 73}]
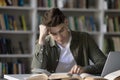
[
  {"xmin": 69, "ymin": 65, "xmax": 85, "ymax": 74},
  {"xmin": 38, "ymin": 24, "xmax": 48, "ymax": 45}
]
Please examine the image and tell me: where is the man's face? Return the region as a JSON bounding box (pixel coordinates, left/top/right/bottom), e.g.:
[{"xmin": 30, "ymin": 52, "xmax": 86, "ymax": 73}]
[{"xmin": 48, "ymin": 24, "xmax": 70, "ymax": 45}]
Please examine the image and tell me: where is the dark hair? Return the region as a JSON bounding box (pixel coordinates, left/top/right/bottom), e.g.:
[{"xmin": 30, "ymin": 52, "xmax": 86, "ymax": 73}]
[{"xmin": 41, "ymin": 8, "xmax": 66, "ymax": 27}]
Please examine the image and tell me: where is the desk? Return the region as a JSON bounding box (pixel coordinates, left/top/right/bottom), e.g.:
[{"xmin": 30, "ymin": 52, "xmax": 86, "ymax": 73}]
[{"xmin": 4, "ymin": 74, "xmax": 31, "ymax": 80}]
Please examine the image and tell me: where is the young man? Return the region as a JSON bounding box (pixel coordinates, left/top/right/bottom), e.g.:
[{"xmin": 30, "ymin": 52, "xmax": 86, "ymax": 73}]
[{"xmin": 31, "ymin": 8, "xmax": 106, "ymax": 75}]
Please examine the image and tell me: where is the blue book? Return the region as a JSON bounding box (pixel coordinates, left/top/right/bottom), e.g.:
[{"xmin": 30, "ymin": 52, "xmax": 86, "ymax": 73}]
[
  {"xmin": 4, "ymin": 14, "xmax": 9, "ymax": 30},
  {"xmin": 18, "ymin": 0, "xmax": 24, "ymax": 6},
  {"xmin": 89, "ymin": 16, "xmax": 96, "ymax": 31}
]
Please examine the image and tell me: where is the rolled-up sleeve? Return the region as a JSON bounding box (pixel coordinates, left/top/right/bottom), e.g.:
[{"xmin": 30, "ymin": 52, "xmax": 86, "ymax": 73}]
[{"xmin": 31, "ymin": 44, "xmax": 44, "ymax": 69}]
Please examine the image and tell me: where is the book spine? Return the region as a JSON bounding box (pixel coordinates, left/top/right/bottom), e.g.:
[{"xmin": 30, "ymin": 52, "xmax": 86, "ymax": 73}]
[
  {"xmin": 5, "ymin": 0, "xmax": 13, "ymax": 6},
  {"xmin": 19, "ymin": 15, "xmax": 27, "ymax": 31},
  {"xmin": 0, "ymin": 62, "xmax": 4, "ymax": 78},
  {"xmin": 4, "ymin": 14, "xmax": 9, "ymax": 30},
  {"xmin": 18, "ymin": 0, "xmax": 24, "ymax": 6},
  {"xmin": 18, "ymin": 41, "xmax": 24, "ymax": 54},
  {"xmin": 0, "ymin": 14, "xmax": 6, "ymax": 30}
]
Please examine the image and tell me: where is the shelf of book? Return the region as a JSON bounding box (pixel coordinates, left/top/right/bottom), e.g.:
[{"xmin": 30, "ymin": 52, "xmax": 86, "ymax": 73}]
[
  {"xmin": 0, "ymin": 31, "xmax": 33, "ymax": 34},
  {"xmin": 0, "ymin": 54, "xmax": 32, "ymax": 58},
  {"xmin": 103, "ymin": 4, "xmax": 120, "ymax": 54},
  {"xmin": 0, "ymin": 6, "xmax": 32, "ymax": 10},
  {"xmin": 0, "ymin": 0, "xmax": 35, "ymax": 74}
]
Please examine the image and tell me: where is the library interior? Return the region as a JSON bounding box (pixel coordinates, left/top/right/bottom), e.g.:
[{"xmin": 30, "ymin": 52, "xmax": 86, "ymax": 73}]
[{"xmin": 0, "ymin": 0, "xmax": 120, "ymax": 80}]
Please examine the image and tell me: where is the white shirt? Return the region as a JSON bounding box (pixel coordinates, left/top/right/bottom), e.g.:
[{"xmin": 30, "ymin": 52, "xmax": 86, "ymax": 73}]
[{"xmin": 55, "ymin": 36, "xmax": 76, "ymax": 73}]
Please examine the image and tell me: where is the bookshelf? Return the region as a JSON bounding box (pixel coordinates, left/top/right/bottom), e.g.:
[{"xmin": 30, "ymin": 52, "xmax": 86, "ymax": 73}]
[
  {"xmin": 102, "ymin": 0, "xmax": 120, "ymax": 55},
  {"xmin": 0, "ymin": 0, "xmax": 120, "ymax": 74},
  {"xmin": 0, "ymin": 0, "xmax": 36, "ymax": 74}
]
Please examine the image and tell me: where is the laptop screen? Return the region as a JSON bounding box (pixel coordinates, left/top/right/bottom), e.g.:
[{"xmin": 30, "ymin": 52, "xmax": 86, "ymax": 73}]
[{"xmin": 101, "ymin": 51, "xmax": 120, "ymax": 77}]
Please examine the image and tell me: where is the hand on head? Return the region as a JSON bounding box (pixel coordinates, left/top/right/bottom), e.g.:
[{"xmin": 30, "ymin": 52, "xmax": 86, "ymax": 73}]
[{"xmin": 38, "ymin": 24, "xmax": 48, "ymax": 44}]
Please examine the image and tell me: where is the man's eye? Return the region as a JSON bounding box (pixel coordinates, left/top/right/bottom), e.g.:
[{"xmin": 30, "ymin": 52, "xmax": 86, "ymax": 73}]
[
  {"xmin": 52, "ymin": 33, "xmax": 57, "ymax": 35},
  {"xmin": 59, "ymin": 28, "xmax": 64, "ymax": 33}
]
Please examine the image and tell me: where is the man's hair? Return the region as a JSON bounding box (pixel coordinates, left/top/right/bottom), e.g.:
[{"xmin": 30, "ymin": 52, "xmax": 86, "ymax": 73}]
[{"xmin": 42, "ymin": 8, "xmax": 66, "ymax": 27}]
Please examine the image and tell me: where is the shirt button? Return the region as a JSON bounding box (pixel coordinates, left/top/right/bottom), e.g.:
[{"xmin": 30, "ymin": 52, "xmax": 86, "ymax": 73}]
[
  {"xmin": 40, "ymin": 60, "xmax": 42, "ymax": 62},
  {"xmin": 41, "ymin": 48, "xmax": 43, "ymax": 51},
  {"xmin": 56, "ymin": 59, "xmax": 59, "ymax": 62}
]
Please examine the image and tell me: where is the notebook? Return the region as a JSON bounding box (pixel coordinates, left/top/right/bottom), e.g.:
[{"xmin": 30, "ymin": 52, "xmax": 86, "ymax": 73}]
[{"xmin": 101, "ymin": 51, "xmax": 120, "ymax": 77}]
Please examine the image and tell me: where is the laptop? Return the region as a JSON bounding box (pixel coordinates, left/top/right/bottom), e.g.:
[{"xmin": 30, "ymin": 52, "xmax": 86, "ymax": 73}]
[{"xmin": 101, "ymin": 51, "xmax": 120, "ymax": 77}]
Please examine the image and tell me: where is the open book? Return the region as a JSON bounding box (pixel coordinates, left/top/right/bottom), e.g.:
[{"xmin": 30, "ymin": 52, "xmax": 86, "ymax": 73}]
[
  {"xmin": 27, "ymin": 68, "xmax": 82, "ymax": 80},
  {"xmin": 81, "ymin": 70, "xmax": 120, "ymax": 80},
  {"xmin": 26, "ymin": 73, "xmax": 82, "ymax": 80},
  {"xmin": 27, "ymin": 69, "xmax": 120, "ymax": 80}
]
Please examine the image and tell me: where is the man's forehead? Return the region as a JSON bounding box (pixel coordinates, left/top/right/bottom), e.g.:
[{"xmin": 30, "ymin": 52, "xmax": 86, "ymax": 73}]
[{"xmin": 48, "ymin": 24, "xmax": 65, "ymax": 33}]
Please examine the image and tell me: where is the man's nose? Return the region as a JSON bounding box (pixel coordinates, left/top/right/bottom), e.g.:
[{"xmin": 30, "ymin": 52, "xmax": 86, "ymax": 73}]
[{"xmin": 56, "ymin": 33, "xmax": 63, "ymax": 40}]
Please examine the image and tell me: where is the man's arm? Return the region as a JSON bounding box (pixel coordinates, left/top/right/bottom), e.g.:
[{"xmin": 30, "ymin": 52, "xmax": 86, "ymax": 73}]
[
  {"xmin": 31, "ymin": 43, "xmax": 44, "ymax": 69},
  {"xmin": 84, "ymin": 33, "xmax": 107, "ymax": 74},
  {"xmin": 31, "ymin": 25, "xmax": 49, "ymax": 73}
]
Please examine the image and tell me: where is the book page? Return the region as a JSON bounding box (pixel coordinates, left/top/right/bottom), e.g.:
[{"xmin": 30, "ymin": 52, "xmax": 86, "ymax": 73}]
[
  {"xmin": 80, "ymin": 73, "xmax": 106, "ymax": 80},
  {"xmin": 26, "ymin": 73, "xmax": 48, "ymax": 80},
  {"xmin": 49, "ymin": 73, "xmax": 83, "ymax": 80},
  {"xmin": 104, "ymin": 70, "xmax": 120, "ymax": 80},
  {"xmin": 31, "ymin": 68, "xmax": 51, "ymax": 75},
  {"xmin": 27, "ymin": 73, "xmax": 82, "ymax": 80},
  {"xmin": 80, "ymin": 73, "xmax": 94, "ymax": 79},
  {"xmin": 48, "ymin": 73, "xmax": 72, "ymax": 79}
]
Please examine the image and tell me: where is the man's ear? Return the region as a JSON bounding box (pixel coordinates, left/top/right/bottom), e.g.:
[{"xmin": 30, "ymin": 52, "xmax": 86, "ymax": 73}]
[
  {"xmin": 64, "ymin": 18, "xmax": 70, "ymax": 31},
  {"xmin": 64, "ymin": 18, "xmax": 68, "ymax": 26}
]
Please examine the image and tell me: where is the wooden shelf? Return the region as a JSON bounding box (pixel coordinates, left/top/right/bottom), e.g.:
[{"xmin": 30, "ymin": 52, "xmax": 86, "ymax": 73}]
[{"xmin": 0, "ymin": 54, "xmax": 32, "ymax": 58}]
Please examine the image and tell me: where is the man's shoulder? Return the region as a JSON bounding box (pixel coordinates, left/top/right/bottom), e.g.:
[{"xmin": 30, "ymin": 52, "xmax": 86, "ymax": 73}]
[
  {"xmin": 36, "ymin": 35, "xmax": 51, "ymax": 42},
  {"xmin": 71, "ymin": 31, "xmax": 90, "ymax": 37}
]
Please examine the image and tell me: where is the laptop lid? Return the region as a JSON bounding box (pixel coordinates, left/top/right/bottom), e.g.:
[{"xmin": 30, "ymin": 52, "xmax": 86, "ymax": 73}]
[{"xmin": 101, "ymin": 51, "xmax": 120, "ymax": 77}]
